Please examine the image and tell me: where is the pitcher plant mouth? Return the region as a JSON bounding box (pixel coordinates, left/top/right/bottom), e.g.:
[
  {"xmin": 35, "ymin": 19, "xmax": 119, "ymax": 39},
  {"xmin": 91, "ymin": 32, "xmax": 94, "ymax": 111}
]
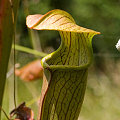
[
  {"xmin": 26, "ymin": 9, "xmax": 100, "ymax": 120},
  {"xmin": 26, "ymin": 9, "xmax": 100, "ymax": 69},
  {"xmin": 41, "ymin": 31, "xmax": 99, "ymax": 70}
]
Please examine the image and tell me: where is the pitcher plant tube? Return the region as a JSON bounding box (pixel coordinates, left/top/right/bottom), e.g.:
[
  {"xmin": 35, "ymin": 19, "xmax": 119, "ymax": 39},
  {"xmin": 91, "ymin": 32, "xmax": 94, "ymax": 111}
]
[{"xmin": 26, "ymin": 9, "xmax": 100, "ymax": 120}]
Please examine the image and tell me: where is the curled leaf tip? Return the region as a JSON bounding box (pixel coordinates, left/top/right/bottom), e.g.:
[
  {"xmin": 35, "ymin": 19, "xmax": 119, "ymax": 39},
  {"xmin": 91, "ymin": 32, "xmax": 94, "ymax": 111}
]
[
  {"xmin": 26, "ymin": 9, "xmax": 100, "ymax": 34},
  {"xmin": 26, "ymin": 14, "xmax": 44, "ymax": 29}
]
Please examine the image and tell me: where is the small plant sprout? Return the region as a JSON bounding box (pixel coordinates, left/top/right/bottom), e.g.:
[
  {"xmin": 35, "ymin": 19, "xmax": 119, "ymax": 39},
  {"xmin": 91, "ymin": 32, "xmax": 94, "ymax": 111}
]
[
  {"xmin": 116, "ymin": 39, "xmax": 120, "ymax": 51},
  {"xmin": 0, "ymin": 102, "xmax": 34, "ymax": 120},
  {"xmin": 10, "ymin": 102, "xmax": 34, "ymax": 120}
]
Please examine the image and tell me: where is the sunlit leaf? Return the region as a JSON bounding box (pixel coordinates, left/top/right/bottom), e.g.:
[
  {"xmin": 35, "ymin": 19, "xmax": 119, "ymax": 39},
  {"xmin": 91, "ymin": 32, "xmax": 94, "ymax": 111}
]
[
  {"xmin": 26, "ymin": 9, "xmax": 100, "ymax": 120},
  {"xmin": 0, "ymin": 0, "xmax": 19, "ymax": 118}
]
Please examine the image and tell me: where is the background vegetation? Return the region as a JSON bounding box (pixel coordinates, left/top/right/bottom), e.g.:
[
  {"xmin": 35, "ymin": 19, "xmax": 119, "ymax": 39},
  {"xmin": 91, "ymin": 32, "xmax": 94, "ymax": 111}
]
[{"xmin": 2, "ymin": 0, "xmax": 120, "ymax": 119}]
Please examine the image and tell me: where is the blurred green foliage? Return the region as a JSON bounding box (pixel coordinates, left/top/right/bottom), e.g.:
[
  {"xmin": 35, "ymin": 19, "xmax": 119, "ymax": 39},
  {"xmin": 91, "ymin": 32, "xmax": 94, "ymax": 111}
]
[
  {"xmin": 17, "ymin": 0, "xmax": 120, "ymax": 54},
  {"xmin": 2, "ymin": 0, "xmax": 120, "ymax": 120}
]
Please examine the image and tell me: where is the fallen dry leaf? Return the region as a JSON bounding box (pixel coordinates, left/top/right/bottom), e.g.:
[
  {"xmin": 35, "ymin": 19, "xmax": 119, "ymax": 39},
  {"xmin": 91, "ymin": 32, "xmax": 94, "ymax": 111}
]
[{"xmin": 15, "ymin": 59, "xmax": 43, "ymax": 81}]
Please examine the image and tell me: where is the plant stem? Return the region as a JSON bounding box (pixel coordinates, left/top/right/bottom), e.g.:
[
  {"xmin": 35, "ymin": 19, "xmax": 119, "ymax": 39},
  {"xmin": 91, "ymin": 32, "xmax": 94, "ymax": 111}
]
[{"xmin": 12, "ymin": 44, "xmax": 48, "ymax": 57}]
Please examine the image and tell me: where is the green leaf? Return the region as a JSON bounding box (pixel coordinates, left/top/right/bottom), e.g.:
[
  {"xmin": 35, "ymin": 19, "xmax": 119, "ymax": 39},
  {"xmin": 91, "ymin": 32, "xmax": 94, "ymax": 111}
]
[
  {"xmin": 26, "ymin": 9, "xmax": 100, "ymax": 120},
  {"xmin": 0, "ymin": 0, "xmax": 19, "ymax": 118}
]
